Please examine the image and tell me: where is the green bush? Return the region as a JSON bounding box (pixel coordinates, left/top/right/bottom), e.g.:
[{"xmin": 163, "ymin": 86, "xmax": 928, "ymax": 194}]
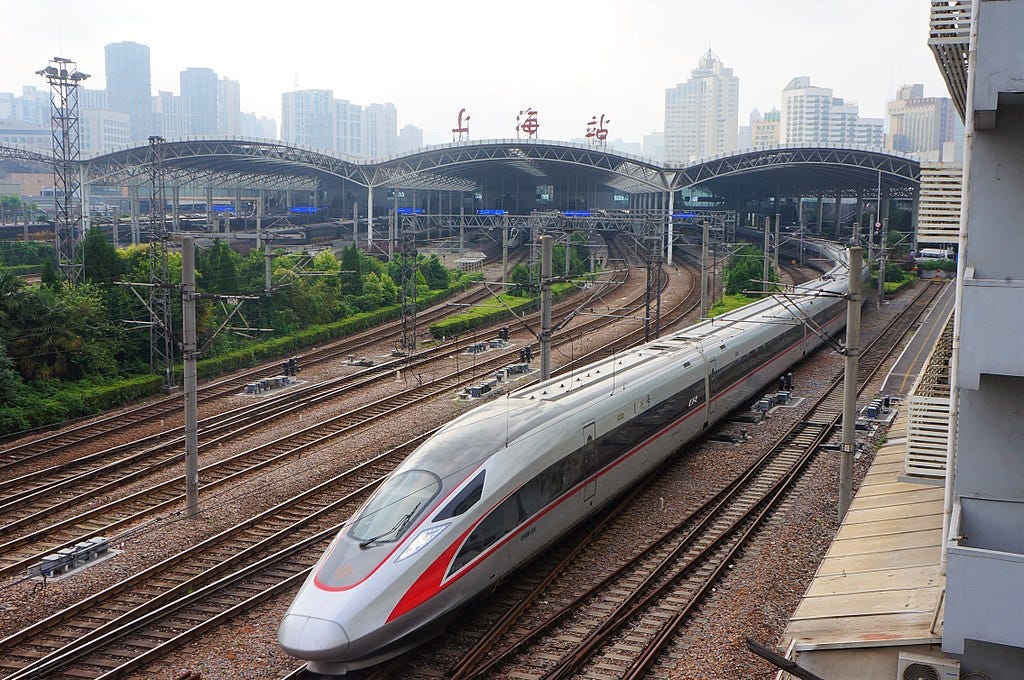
[
  {"xmin": 917, "ymin": 258, "xmax": 956, "ymax": 273},
  {"xmin": 884, "ymin": 272, "xmax": 917, "ymax": 295}
]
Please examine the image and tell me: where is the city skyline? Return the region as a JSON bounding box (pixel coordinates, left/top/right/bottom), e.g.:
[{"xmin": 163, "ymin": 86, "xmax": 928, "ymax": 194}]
[{"xmin": 0, "ymin": 0, "xmax": 949, "ymax": 146}]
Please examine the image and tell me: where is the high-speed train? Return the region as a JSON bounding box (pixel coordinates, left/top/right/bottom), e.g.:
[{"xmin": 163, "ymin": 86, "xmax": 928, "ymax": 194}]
[{"xmin": 279, "ymin": 240, "xmax": 862, "ymax": 674}]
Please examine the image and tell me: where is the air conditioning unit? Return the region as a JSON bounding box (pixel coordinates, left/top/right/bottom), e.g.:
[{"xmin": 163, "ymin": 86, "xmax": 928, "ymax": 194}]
[{"xmin": 896, "ymin": 652, "xmax": 960, "ymax": 680}]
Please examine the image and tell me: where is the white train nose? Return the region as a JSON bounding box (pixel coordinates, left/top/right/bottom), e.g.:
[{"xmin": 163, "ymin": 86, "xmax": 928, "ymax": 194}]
[{"xmin": 278, "ymin": 614, "xmax": 350, "ymax": 660}]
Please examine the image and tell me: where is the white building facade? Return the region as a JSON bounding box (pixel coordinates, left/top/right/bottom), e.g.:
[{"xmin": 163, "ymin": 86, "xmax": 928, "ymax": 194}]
[{"xmin": 664, "ymin": 50, "xmax": 738, "ymax": 164}]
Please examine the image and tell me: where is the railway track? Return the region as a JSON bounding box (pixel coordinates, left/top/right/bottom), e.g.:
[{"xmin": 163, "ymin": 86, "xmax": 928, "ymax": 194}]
[
  {"xmin": 0, "ymin": 248, "xmax": 537, "ymax": 473},
  {"xmin": 0, "ymin": 245, "xmax": 672, "ymax": 582},
  {"xmin": 434, "ymin": 282, "xmax": 945, "ymax": 680},
  {"xmin": 0, "ymin": 248, "xmax": 617, "ymax": 526},
  {"xmin": 0, "ymin": 246, "xmax": 687, "ymax": 678},
  {"xmin": 344, "ymin": 281, "xmax": 942, "ymax": 680},
  {"xmin": 0, "ymin": 434, "xmax": 432, "ymax": 679}
]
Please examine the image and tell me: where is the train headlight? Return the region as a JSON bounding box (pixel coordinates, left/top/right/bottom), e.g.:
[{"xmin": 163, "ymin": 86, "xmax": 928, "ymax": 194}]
[{"xmin": 396, "ymin": 524, "xmax": 449, "ymax": 562}]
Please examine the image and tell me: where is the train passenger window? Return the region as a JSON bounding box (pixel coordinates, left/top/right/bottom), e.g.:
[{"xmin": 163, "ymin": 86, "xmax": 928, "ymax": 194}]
[
  {"xmin": 435, "ymin": 471, "xmax": 486, "ymax": 521},
  {"xmin": 350, "ymin": 470, "xmax": 441, "ymax": 545}
]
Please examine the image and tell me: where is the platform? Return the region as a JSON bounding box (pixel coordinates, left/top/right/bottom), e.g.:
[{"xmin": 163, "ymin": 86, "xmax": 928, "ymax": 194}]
[{"xmin": 779, "ymin": 411, "xmax": 948, "ymax": 678}]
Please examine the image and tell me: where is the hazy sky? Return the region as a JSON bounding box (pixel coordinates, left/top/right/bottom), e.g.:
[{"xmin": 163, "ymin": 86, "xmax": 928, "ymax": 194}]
[{"xmin": 1, "ymin": 0, "xmax": 949, "ymax": 145}]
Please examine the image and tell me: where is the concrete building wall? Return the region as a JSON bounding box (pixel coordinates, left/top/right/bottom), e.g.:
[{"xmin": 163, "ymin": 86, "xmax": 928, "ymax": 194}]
[{"xmin": 944, "ymin": 1, "xmax": 1024, "ymax": 672}]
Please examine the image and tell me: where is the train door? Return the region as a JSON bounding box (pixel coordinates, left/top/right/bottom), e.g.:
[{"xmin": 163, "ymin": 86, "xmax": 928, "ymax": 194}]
[
  {"xmin": 582, "ymin": 422, "xmax": 597, "ymax": 502},
  {"xmin": 706, "ymin": 358, "xmax": 717, "ymax": 418}
]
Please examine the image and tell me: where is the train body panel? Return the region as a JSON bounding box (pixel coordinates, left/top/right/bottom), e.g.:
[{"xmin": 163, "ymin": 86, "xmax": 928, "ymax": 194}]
[{"xmin": 279, "ymin": 239, "xmax": 860, "ymax": 673}]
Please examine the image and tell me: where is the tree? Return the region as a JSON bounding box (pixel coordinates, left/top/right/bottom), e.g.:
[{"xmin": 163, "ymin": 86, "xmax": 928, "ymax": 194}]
[
  {"xmin": 198, "ymin": 239, "xmax": 239, "ymax": 294},
  {"xmin": 39, "ymin": 257, "xmax": 60, "ymax": 288},
  {"xmin": 724, "ymin": 243, "xmax": 776, "ymax": 295},
  {"xmin": 340, "ymin": 245, "xmax": 364, "ymax": 296},
  {"xmin": 420, "ymin": 254, "xmax": 450, "ymax": 290},
  {"xmin": 82, "ymin": 226, "xmax": 123, "ymax": 284},
  {"xmin": 508, "ymin": 263, "xmax": 534, "ymax": 298}
]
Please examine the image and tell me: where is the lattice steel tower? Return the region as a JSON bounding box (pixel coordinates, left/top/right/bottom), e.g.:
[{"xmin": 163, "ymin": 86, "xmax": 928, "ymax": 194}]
[
  {"xmin": 148, "ymin": 136, "xmax": 176, "ymax": 392},
  {"xmin": 36, "ymin": 57, "xmax": 89, "ymax": 285}
]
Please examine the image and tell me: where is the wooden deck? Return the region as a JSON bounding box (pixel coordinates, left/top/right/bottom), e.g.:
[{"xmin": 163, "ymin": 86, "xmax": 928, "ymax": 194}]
[{"xmin": 782, "ymin": 415, "xmax": 946, "ymax": 651}]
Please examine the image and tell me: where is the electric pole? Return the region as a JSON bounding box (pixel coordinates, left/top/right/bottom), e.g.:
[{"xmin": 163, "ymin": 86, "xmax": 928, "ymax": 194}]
[
  {"xmin": 763, "ymin": 216, "xmax": 770, "ymax": 293},
  {"xmin": 540, "ymin": 234, "xmax": 553, "ymax": 380},
  {"xmin": 839, "ymin": 245, "xmax": 863, "ymax": 521},
  {"xmin": 701, "ymin": 220, "xmax": 710, "ymax": 317},
  {"xmin": 181, "ymin": 236, "xmax": 199, "ymax": 517}
]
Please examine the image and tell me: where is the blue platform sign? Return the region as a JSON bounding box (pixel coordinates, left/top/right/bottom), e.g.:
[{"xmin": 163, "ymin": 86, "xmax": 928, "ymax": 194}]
[
  {"xmin": 212, "ymin": 205, "xmax": 235, "ymax": 213},
  {"xmin": 477, "ymin": 209, "xmax": 507, "ymax": 215},
  {"xmin": 290, "ymin": 206, "xmax": 323, "ymax": 213},
  {"xmin": 672, "ymin": 211, "xmax": 697, "ymax": 219},
  {"xmin": 396, "ymin": 208, "xmax": 424, "ymax": 214},
  {"xmin": 564, "ymin": 210, "xmax": 591, "ymax": 217}
]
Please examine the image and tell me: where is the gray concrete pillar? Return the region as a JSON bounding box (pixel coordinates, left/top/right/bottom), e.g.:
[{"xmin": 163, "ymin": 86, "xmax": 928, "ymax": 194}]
[
  {"xmin": 172, "ymin": 186, "xmax": 180, "ymax": 231},
  {"xmin": 834, "ymin": 194, "xmax": 842, "ymax": 239},
  {"xmin": 235, "ymin": 189, "xmax": 243, "ymax": 217},
  {"xmin": 206, "ymin": 188, "xmax": 214, "ymax": 232},
  {"xmin": 816, "ymin": 194, "xmax": 824, "ymax": 235},
  {"xmin": 130, "ymin": 184, "xmax": 140, "ymax": 245}
]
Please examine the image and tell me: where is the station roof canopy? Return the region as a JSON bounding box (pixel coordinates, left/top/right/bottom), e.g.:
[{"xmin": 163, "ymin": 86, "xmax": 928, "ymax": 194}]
[{"xmin": 7, "ymin": 138, "xmax": 921, "ymax": 198}]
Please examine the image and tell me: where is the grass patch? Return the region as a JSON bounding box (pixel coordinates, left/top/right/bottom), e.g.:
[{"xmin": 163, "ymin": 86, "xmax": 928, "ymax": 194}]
[{"xmin": 708, "ymin": 293, "xmax": 761, "ymax": 317}]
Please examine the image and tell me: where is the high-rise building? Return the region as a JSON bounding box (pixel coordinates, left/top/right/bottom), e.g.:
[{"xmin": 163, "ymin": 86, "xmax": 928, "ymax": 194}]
[
  {"xmin": 0, "ymin": 92, "xmax": 14, "ymax": 120},
  {"xmin": 642, "ymin": 130, "xmax": 665, "ymax": 162},
  {"xmin": 180, "ymin": 67, "xmax": 218, "ymax": 136},
  {"xmin": 153, "ymin": 91, "xmax": 192, "ymax": 139},
  {"xmin": 14, "ymin": 86, "xmax": 51, "ymax": 128},
  {"xmin": 333, "ymin": 100, "xmax": 362, "ymax": 156},
  {"xmin": 886, "ymin": 83, "xmax": 962, "ymax": 160},
  {"xmin": 664, "ymin": 50, "xmax": 739, "ymax": 164},
  {"xmin": 752, "ymin": 108, "xmax": 781, "ymax": 148},
  {"xmin": 281, "ymin": 89, "xmax": 334, "ymax": 150},
  {"xmin": 779, "ymin": 76, "xmax": 881, "ymax": 147},
  {"xmin": 362, "ymin": 103, "xmax": 397, "ymax": 158},
  {"xmin": 217, "ymin": 77, "xmax": 241, "ymax": 137},
  {"xmin": 79, "ymin": 109, "xmax": 130, "ymax": 156},
  {"xmin": 105, "ymin": 41, "xmax": 153, "ymax": 143},
  {"xmin": 240, "ymin": 112, "xmax": 277, "ymax": 140},
  {"xmin": 78, "ymin": 88, "xmax": 108, "ymax": 111},
  {"xmin": 398, "ymin": 124, "xmax": 424, "ymax": 153}
]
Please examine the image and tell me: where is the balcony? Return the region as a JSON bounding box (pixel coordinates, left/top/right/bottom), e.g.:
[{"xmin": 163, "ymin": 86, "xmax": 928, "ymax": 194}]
[{"xmin": 944, "ymin": 496, "xmax": 1024, "ymax": 654}]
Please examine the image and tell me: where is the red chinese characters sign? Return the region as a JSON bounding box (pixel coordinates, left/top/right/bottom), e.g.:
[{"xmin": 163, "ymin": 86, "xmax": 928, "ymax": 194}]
[
  {"xmin": 516, "ymin": 108, "xmax": 539, "ymax": 138},
  {"xmin": 586, "ymin": 114, "xmax": 610, "ymax": 145},
  {"xmin": 452, "ymin": 108, "xmax": 470, "ymax": 142}
]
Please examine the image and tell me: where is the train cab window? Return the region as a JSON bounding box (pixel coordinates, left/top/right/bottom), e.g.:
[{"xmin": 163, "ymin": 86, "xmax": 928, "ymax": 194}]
[
  {"xmin": 350, "ymin": 470, "xmax": 440, "ymax": 547},
  {"xmin": 435, "ymin": 471, "xmax": 486, "ymax": 521}
]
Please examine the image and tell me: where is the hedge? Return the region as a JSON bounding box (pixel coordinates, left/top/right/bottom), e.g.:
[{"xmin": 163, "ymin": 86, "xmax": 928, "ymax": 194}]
[
  {"xmin": 1, "ymin": 273, "xmax": 480, "ymax": 436},
  {"xmin": 428, "ymin": 281, "xmax": 576, "ymax": 339}
]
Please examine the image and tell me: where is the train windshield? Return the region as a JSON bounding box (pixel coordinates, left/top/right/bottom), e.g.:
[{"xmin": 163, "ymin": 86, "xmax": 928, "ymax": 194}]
[{"xmin": 350, "ymin": 470, "xmax": 441, "ymax": 547}]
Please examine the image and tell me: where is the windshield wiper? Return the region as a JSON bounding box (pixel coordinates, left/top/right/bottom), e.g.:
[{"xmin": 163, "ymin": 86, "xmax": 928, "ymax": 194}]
[{"xmin": 359, "ymin": 503, "xmax": 420, "ymax": 549}]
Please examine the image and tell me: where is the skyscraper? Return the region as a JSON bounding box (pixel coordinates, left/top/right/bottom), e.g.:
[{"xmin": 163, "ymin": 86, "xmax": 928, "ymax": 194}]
[
  {"xmin": 779, "ymin": 76, "xmax": 882, "ymax": 147},
  {"xmin": 886, "ymin": 83, "xmax": 962, "ymax": 160},
  {"xmin": 752, "ymin": 108, "xmax": 781, "ymax": 148},
  {"xmin": 663, "ymin": 50, "xmax": 739, "ymax": 164},
  {"xmin": 180, "ymin": 67, "xmax": 218, "ymax": 136},
  {"xmin": 105, "ymin": 41, "xmax": 153, "ymax": 143},
  {"xmin": 333, "ymin": 99, "xmax": 362, "ymax": 156},
  {"xmin": 281, "ymin": 89, "xmax": 334, "ymax": 150},
  {"xmin": 398, "ymin": 124, "xmax": 424, "ymax": 153},
  {"xmin": 362, "ymin": 103, "xmax": 397, "ymax": 158},
  {"xmin": 217, "ymin": 77, "xmax": 241, "ymax": 137}
]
